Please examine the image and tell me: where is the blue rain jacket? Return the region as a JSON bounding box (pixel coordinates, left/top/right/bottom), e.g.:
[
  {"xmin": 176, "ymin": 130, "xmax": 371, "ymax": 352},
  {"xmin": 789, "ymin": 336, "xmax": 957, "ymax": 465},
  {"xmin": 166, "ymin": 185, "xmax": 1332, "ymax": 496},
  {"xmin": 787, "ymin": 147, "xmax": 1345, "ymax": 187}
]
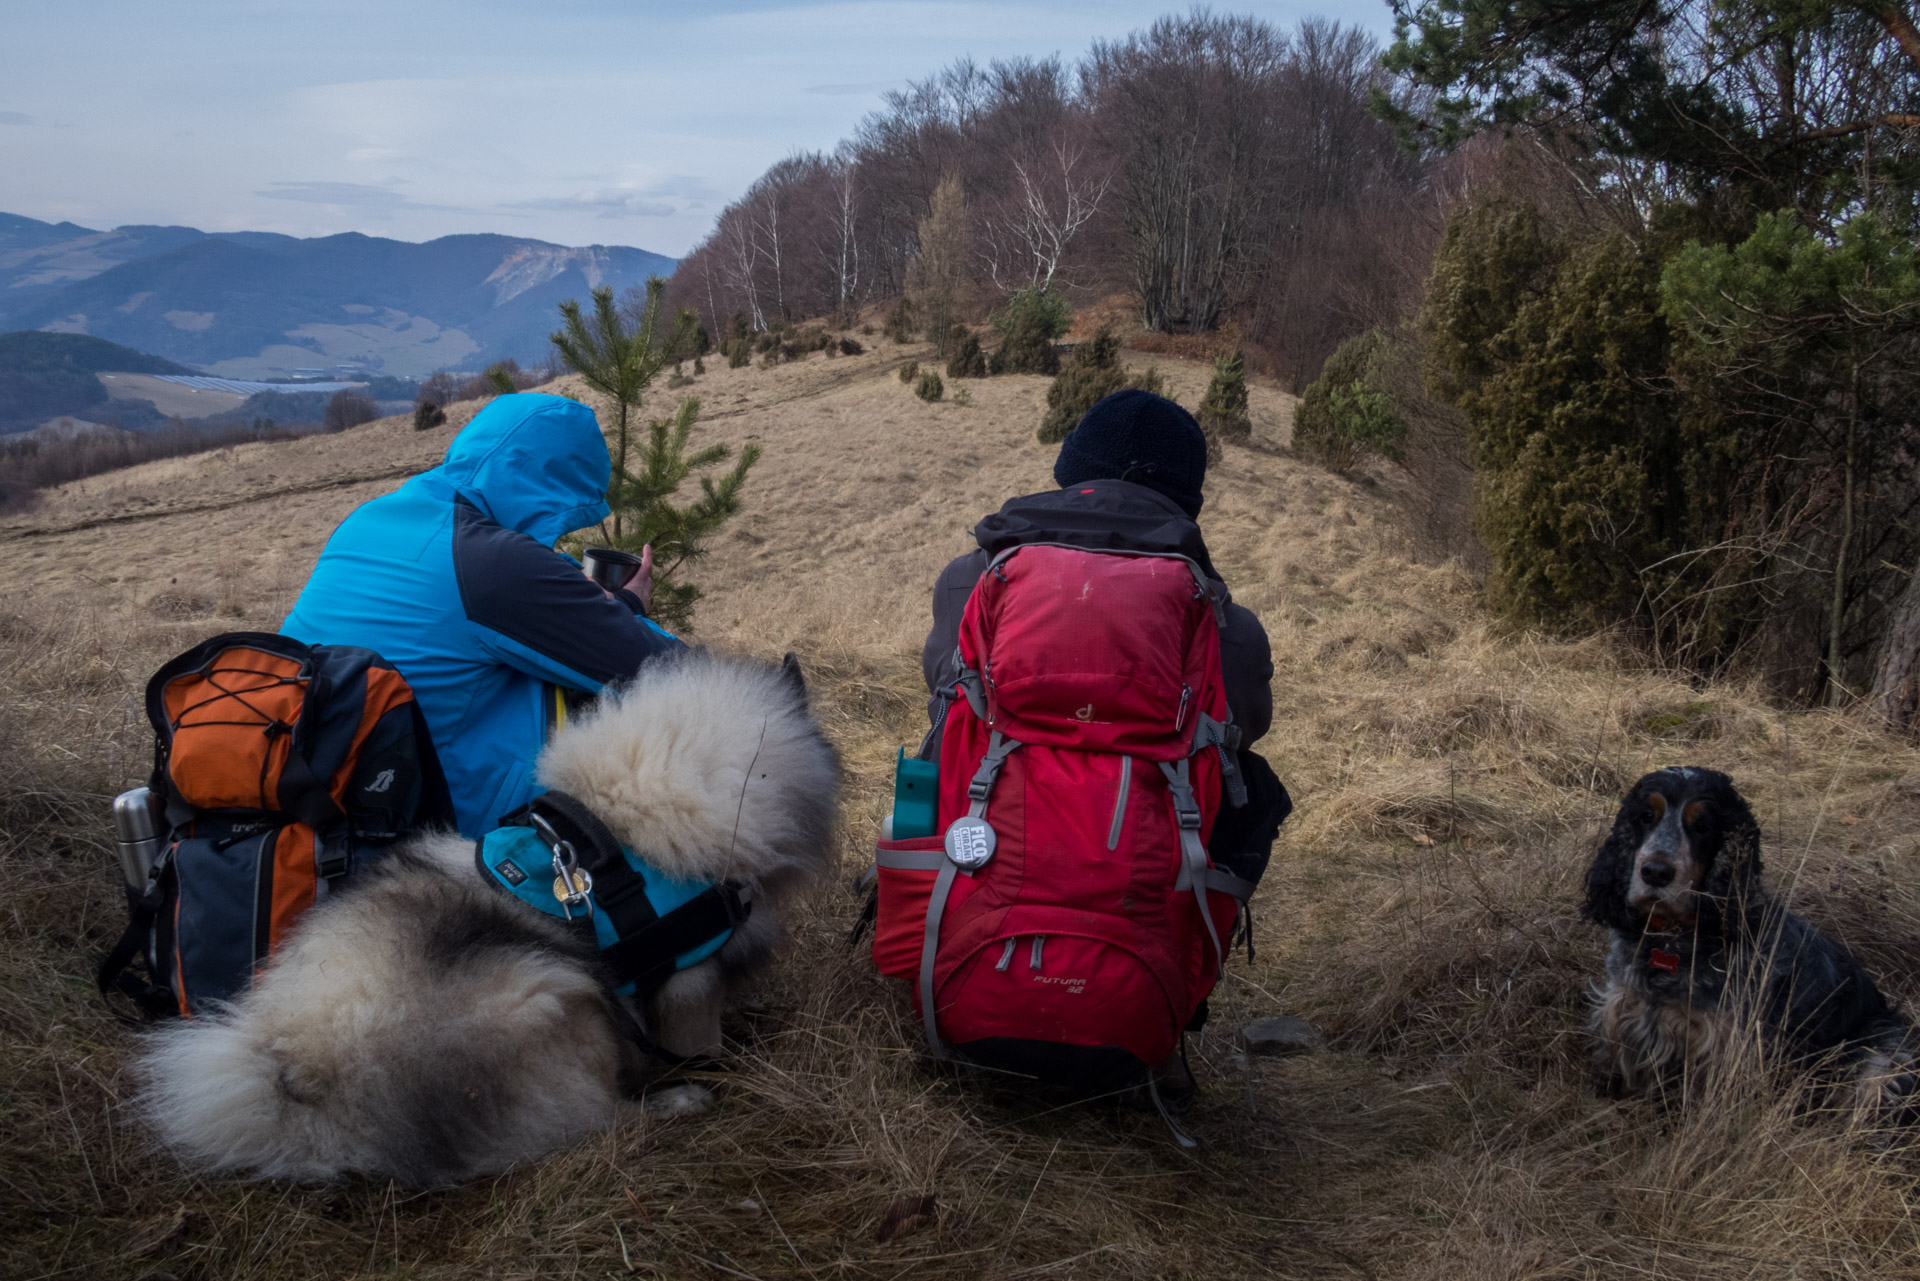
[{"xmin": 282, "ymin": 393, "xmax": 682, "ymax": 836}]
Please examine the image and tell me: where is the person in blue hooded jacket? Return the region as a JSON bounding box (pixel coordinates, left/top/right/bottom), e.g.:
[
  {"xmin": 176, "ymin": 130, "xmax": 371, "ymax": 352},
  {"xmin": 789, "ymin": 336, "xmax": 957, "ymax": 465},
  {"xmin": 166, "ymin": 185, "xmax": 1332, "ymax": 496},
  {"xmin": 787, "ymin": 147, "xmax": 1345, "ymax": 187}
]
[{"xmin": 282, "ymin": 393, "xmax": 682, "ymax": 836}]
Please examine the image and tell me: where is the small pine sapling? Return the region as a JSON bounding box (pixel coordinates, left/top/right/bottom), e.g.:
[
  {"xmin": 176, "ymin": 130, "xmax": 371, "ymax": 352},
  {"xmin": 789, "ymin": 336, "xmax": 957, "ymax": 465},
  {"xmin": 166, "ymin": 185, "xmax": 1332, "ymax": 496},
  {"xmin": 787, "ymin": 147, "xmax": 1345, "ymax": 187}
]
[
  {"xmin": 914, "ymin": 370, "xmax": 945, "ymax": 402},
  {"xmin": 606, "ymin": 396, "xmax": 762, "ymax": 632},
  {"xmin": 549, "ymin": 274, "xmax": 695, "ymax": 545},
  {"xmin": 551, "ymin": 280, "xmax": 758, "ymax": 630},
  {"xmin": 899, "ymin": 360, "xmax": 920, "ymax": 384},
  {"xmin": 1197, "ymin": 348, "xmax": 1252, "ymax": 462}
]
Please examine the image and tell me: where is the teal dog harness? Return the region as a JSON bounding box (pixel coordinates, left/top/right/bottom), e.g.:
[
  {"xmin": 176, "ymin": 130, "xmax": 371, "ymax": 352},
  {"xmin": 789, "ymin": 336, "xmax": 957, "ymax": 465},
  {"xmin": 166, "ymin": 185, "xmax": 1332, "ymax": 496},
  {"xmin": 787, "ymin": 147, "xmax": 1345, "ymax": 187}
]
[{"xmin": 476, "ymin": 790, "xmax": 749, "ymax": 996}]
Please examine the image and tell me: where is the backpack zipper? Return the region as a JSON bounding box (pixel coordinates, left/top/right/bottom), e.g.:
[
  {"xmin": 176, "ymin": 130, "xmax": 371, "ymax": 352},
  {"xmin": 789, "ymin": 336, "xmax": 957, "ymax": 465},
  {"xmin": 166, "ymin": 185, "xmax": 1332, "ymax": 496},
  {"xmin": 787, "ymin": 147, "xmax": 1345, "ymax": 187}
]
[
  {"xmin": 1107, "ymin": 756, "xmax": 1132, "ymax": 850},
  {"xmin": 995, "ymin": 938, "xmax": 1016, "ymax": 971},
  {"xmin": 1174, "ymin": 685, "xmax": 1192, "ymax": 734},
  {"xmin": 1030, "ymin": 935, "xmax": 1046, "ymax": 971}
]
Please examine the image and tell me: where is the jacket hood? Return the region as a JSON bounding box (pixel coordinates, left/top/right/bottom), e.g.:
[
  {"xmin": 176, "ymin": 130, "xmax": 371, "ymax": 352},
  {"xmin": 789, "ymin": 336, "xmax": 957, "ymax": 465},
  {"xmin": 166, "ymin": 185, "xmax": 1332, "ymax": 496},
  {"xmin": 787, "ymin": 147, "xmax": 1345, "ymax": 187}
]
[
  {"xmin": 973, "ymin": 478, "xmax": 1218, "ymax": 579},
  {"xmin": 434, "ymin": 393, "xmax": 611, "ymax": 544}
]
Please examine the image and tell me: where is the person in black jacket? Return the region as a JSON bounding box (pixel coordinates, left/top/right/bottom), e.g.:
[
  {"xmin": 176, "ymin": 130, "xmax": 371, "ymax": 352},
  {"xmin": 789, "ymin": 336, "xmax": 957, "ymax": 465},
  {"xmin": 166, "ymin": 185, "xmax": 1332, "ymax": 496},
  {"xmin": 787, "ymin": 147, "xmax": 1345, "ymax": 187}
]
[{"xmin": 921, "ymin": 388, "xmax": 1290, "ymax": 886}]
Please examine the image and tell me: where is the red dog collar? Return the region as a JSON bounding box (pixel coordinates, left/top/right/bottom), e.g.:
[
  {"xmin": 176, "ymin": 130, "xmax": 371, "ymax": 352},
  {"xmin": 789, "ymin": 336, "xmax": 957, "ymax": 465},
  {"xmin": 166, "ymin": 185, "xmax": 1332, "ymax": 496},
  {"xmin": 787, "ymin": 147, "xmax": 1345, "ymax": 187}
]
[{"xmin": 1649, "ymin": 948, "xmax": 1680, "ymax": 974}]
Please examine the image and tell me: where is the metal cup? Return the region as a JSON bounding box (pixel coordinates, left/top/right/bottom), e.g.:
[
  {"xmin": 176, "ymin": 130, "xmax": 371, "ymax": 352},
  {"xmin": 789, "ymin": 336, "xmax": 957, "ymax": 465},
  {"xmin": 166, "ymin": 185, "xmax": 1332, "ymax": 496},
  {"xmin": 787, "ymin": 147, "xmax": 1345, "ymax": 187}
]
[
  {"xmin": 112, "ymin": 787, "xmax": 165, "ymax": 891},
  {"xmin": 581, "ymin": 546, "xmax": 642, "ymax": 591}
]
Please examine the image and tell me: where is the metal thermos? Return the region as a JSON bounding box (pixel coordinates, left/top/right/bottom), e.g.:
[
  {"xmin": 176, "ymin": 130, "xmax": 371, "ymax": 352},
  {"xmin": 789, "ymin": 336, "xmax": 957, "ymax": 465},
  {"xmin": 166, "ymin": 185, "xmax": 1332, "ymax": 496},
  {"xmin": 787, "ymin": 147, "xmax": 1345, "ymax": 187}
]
[
  {"xmin": 112, "ymin": 787, "xmax": 165, "ymax": 891},
  {"xmin": 582, "ymin": 546, "xmax": 642, "ymax": 591}
]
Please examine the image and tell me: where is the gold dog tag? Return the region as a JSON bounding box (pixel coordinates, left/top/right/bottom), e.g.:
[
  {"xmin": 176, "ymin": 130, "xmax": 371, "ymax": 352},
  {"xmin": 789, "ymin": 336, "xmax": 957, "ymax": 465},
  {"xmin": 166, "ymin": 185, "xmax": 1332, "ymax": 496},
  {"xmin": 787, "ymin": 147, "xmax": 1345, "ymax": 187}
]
[{"xmin": 553, "ymin": 869, "xmax": 592, "ymax": 902}]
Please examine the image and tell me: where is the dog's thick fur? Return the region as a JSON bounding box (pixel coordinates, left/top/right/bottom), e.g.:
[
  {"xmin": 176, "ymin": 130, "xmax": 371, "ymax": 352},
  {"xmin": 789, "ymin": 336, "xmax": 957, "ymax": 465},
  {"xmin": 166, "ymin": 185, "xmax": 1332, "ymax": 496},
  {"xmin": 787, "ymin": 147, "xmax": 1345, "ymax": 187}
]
[
  {"xmin": 137, "ymin": 651, "xmax": 839, "ymax": 1186},
  {"xmin": 1583, "ymin": 767, "xmax": 1915, "ymax": 1121}
]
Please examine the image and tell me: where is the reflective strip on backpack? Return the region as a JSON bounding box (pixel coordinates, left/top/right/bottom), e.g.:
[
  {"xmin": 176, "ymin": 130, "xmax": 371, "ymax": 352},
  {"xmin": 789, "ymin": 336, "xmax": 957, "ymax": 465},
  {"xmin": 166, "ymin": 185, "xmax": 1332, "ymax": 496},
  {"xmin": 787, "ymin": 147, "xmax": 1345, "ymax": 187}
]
[
  {"xmin": 1107, "ymin": 756, "xmax": 1133, "ymax": 851},
  {"xmin": 875, "ymin": 847, "xmax": 947, "ymax": 871}
]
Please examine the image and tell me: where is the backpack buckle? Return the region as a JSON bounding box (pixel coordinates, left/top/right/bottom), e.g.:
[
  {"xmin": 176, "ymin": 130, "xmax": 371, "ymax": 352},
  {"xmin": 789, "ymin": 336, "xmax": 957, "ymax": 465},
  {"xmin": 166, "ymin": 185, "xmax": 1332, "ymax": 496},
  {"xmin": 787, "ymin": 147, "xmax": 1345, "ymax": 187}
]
[{"xmin": 316, "ymin": 841, "xmax": 352, "ymax": 880}]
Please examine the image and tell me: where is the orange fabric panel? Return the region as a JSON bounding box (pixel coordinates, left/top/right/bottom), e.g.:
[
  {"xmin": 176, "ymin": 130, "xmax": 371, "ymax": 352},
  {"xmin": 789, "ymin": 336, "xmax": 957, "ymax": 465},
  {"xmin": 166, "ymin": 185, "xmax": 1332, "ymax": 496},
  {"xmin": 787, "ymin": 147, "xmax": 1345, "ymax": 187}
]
[
  {"xmin": 163, "ymin": 651, "xmax": 306, "ymax": 810},
  {"xmin": 267, "ymin": 825, "xmax": 317, "ymax": 956}
]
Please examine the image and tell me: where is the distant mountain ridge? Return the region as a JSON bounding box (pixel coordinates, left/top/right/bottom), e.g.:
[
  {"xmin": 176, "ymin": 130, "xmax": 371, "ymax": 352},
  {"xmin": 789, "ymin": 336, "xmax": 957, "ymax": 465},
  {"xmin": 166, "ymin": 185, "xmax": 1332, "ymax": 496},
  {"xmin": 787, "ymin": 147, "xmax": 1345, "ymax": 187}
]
[{"xmin": 0, "ymin": 213, "xmax": 676, "ymax": 379}]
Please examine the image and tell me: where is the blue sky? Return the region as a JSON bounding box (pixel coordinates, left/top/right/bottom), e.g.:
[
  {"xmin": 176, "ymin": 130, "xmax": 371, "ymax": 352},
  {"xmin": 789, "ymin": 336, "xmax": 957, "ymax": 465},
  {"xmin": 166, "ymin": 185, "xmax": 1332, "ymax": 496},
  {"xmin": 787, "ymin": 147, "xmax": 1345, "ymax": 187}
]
[{"xmin": 0, "ymin": 1, "xmax": 1395, "ymax": 257}]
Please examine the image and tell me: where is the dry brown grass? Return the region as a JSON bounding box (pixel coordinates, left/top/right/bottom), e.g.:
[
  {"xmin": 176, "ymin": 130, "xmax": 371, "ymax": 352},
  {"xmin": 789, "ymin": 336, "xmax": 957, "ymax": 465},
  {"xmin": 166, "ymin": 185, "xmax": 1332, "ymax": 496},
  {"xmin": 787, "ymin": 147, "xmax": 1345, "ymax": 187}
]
[{"xmin": 3, "ymin": 340, "xmax": 1918, "ymax": 1279}]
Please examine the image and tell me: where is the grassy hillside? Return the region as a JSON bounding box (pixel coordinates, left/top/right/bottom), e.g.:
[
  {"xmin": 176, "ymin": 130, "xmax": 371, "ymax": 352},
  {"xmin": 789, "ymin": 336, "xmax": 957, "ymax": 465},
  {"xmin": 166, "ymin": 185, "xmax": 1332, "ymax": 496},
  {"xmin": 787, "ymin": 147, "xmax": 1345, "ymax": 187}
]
[
  {"xmin": 0, "ymin": 330, "xmax": 192, "ymax": 433},
  {"xmin": 2, "ymin": 341, "xmax": 1916, "ymax": 1279}
]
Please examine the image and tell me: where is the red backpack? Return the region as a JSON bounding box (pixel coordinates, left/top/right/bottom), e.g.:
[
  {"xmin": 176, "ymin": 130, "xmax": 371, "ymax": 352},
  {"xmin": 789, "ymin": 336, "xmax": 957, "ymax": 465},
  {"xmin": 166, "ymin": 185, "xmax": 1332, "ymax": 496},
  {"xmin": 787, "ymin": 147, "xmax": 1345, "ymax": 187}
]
[{"xmin": 872, "ymin": 542, "xmax": 1253, "ymax": 1088}]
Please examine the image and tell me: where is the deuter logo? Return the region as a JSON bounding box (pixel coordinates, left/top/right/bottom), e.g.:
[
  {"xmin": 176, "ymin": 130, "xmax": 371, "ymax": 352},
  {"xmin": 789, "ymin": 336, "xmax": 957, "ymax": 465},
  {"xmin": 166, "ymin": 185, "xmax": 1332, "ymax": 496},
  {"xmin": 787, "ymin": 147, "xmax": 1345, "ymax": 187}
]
[
  {"xmin": 1074, "ymin": 704, "xmax": 1094, "ymax": 721},
  {"xmin": 1032, "ymin": 974, "xmax": 1087, "ymax": 994},
  {"xmin": 364, "ymin": 768, "xmax": 396, "ymax": 794}
]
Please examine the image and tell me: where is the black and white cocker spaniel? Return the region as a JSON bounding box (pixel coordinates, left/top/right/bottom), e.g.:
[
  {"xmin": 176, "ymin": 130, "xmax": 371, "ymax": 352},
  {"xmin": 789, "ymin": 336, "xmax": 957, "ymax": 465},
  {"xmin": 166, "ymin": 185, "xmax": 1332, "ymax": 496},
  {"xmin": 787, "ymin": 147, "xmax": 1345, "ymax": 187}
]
[{"xmin": 1582, "ymin": 766, "xmax": 1915, "ymax": 1120}]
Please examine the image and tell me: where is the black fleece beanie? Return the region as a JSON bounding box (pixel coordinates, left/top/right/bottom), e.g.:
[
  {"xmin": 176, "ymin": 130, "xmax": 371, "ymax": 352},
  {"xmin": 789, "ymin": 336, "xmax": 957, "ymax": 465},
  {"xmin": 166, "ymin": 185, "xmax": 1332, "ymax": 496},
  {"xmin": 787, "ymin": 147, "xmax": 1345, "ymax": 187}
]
[{"xmin": 1052, "ymin": 388, "xmax": 1208, "ymax": 518}]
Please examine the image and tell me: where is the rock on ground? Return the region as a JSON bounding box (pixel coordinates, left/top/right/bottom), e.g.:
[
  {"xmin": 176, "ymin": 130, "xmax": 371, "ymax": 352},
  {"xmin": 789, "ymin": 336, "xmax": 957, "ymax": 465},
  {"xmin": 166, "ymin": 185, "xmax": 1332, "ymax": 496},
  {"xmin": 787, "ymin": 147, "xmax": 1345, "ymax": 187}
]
[{"xmin": 1239, "ymin": 1015, "xmax": 1325, "ymax": 1057}]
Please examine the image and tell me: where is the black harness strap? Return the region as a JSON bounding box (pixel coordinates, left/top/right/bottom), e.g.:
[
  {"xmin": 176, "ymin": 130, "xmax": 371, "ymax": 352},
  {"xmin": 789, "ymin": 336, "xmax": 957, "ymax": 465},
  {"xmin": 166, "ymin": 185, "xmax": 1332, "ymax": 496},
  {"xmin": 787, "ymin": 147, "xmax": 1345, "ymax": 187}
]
[{"xmin": 597, "ymin": 884, "xmax": 751, "ymax": 995}]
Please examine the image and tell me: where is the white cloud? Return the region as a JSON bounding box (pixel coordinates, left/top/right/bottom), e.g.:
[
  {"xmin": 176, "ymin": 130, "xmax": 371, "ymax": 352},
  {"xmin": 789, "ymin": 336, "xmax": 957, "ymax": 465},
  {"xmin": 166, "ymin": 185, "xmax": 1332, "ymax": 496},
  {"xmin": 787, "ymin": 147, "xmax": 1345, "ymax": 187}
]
[
  {"xmin": 506, "ymin": 190, "xmax": 682, "ymax": 219},
  {"xmin": 256, "ymin": 180, "xmax": 468, "ymax": 217}
]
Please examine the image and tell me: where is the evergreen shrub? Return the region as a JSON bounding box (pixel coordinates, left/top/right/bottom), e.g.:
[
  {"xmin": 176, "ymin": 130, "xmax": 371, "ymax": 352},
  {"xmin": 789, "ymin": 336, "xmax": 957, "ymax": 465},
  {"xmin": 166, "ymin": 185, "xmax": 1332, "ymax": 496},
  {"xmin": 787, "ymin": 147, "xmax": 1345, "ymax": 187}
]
[
  {"xmin": 946, "ymin": 328, "xmax": 987, "ymax": 378},
  {"xmin": 990, "ymin": 289, "xmax": 1066, "ymax": 375},
  {"xmin": 1197, "ymin": 348, "xmax": 1252, "ymax": 461},
  {"xmin": 1037, "ymin": 326, "xmax": 1126, "ymax": 443}
]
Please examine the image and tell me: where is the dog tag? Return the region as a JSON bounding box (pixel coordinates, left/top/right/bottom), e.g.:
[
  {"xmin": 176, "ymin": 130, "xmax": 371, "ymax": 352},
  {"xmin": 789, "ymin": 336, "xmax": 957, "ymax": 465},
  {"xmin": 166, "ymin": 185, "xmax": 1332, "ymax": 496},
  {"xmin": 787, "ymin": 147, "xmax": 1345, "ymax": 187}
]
[
  {"xmin": 945, "ymin": 816, "xmax": 996, "ymax": 870},
  {"xmin": 553, "ymin": 868, "xmax": 592, "ymax": 902}
]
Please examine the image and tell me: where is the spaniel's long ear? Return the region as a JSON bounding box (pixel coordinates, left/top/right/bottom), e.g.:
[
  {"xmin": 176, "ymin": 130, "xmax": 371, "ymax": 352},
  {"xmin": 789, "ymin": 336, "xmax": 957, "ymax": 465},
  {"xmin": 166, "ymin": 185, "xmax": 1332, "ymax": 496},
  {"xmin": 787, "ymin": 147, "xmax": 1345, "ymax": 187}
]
[
  {"xmin": 1582, "ymin": 791, "xmax": 1644, "ymax": 934},
  {"xmin": 1698, "ymin": 775, "xmax": 1764, "ymax": 928}
]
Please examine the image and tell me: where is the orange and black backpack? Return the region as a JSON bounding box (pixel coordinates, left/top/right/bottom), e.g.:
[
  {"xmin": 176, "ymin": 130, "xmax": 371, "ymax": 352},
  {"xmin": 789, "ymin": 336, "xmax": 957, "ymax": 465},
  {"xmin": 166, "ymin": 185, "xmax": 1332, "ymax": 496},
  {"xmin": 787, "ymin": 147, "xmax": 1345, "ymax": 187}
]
[{"xmin": 98, "ymin": 632, "xmax": 452, "ymax": 1018}]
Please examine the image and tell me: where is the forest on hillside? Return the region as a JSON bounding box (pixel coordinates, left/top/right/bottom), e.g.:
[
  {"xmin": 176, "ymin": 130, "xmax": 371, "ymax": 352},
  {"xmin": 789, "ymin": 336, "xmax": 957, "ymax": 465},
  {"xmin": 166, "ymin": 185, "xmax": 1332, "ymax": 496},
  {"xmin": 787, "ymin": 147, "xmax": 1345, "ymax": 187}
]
[
  {"xmin": 667, "ymin": 14, "xmax": 1425, "ymax": 393},
  {"xmin": 666, "ymin": 2, "xmax": 1920, "ymax": 724}
]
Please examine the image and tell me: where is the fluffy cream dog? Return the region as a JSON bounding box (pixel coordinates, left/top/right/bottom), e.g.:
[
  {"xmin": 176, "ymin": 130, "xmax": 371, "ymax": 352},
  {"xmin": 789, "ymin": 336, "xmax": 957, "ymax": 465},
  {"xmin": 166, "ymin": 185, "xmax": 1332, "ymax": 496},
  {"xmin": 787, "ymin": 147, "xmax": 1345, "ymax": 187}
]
[{"xmin": 136, "ymin": 651, "xmax": 839, "ymax": 1187}]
